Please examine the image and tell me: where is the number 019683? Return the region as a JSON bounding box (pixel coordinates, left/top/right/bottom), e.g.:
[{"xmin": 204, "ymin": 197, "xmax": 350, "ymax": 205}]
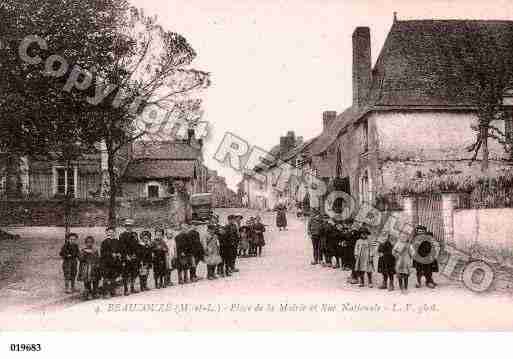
[{"xmin": 10, "ymin": 344, "xmax": 41, "ymax": 352}]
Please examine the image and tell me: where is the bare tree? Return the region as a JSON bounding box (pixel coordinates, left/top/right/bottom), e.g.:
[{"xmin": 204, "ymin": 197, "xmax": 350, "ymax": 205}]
[
  {"xmin": 87, "ymin": 6, "xmax": 210, "ymax": 227},
  {"xmin": 464, "ymin": 24, "xmax": 513, "ymax": 171}
]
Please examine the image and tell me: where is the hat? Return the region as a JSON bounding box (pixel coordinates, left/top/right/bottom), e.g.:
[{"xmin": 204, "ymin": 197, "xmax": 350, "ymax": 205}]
[
  {"xmin": 227, "ymin": 214, "xmax": 234, "ymax": 220},
  {"xmin": 415, "ymin": 225, "xmax": 427, "ymax": 233},
  {"xmin": 207, "ymin": 224, "xmax": 217, "ymax": 231},
  {"xmin": 359, "ymin": 227, "xmax": 371, "ymax": 236},
  {"xmin": 124, "ymin": 218, "xmax": 135, "ymax": 226},
  {"xmin": 140, "ymin": 230, "xmax": 152, "ymax": 239}
]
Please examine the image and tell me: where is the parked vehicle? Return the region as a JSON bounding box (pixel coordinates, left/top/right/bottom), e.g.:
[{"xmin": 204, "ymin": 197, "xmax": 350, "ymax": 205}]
[{"xmin": 191, "ymin": 193, "xmax": 213, "ymax": 222}]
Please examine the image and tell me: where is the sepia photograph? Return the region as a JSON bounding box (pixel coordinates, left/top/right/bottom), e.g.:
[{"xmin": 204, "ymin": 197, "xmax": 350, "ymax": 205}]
[{"xmin": 2, "ymin": 0, "xmax": 513, "ymax": 346}]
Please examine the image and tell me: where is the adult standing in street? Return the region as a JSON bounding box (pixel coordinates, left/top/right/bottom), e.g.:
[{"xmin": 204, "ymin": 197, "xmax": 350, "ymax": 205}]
[
  {"xmin": 100, "ymin": 226, "xmax": 122, "ymax": 298},
  {"xmin": 307, "ymin": 209, "xmax": 323, "ymax": 265},
  {"xmin": 119, "ymin": 218, "xmax": 140, "ymax": 295},
  {"xmin": 224, "ymin": 215, "xmax": 241, "ymax": 273},
  {"xmin": 275, "ymin": 203, "xmax": 288, "ymax": 231}
]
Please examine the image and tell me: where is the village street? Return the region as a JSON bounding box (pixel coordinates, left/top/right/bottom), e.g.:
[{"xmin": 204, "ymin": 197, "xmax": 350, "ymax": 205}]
[{"xmin": 1, "ymin": 209, "xmax": 513, "ymax": 331}]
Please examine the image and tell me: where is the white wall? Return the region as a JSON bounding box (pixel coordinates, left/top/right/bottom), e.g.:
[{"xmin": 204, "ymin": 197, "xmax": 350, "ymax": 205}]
[
  {"xmin": 372, "ymin": 111, "xmax": 507, "ymax": 161},
  {"xmin": 454, "ymin": 208, "xmax": 513, "ymax": 250}
]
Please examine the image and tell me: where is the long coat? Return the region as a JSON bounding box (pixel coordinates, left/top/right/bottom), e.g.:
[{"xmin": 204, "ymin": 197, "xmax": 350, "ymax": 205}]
[
  {"xmin": 138, "ymin": 243, "xmax": 153, "ymax": 277},
  {"xmin": 78, "ymin": 247, "xmax": 100, "ymax": 282},
  {"xmin": 175, "ymin": 232, "xmax": 193, "ymax": 269},
  {"xmin": 204, "ymin": 234, "xmax": 222, "ymax": 266},
  {"xmin": 60, "ymin": 241, "xmax": 79, "ymax": 280},
  {"xmin": 119, "ymin": 231, "xmax": 140, "ymax": 277},
  {"xmin": 100, "ymin": 238, "xmax": 121, "ymax": 279},
  {"xmin": 377, "ymin": 240, "xmax": 396, "ymax": 274},
  {"xmin": 276, "ymin": 208, "xmax": 288, "ymax": 228},
  {"xmin": 252, "ymin": 223, "xmax": 266, "ymax": 246},
  {"xmin": 393, "ymin": 241, "xmax": 415, "ymax": 274},
  {"xmin": 152, "ymin": 239, "xmax": 169, "ymax": 276},
  {"xmin": 354, "ymin": 239, "xmax": 374, "ymax": 273},
  {"xmin": 189, "ymin": 229, "xmax": 205, "ymax": 263}
]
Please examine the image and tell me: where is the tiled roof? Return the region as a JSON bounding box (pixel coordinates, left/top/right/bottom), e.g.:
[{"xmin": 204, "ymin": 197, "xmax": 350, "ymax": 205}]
[
  {"xmin": 123, "ymin": 159, "xmax": 196, "ymax": 179},
  {"xmin": 369, "ymin": 20, "xmax": 513, "ymax": 107},
  {"xmin": 312, "ymin": 19, "xmax": 513, "ymax": 155},
  {"xmin": 132, "ymin": 141, "xmax": 201, "ymax": 160}
]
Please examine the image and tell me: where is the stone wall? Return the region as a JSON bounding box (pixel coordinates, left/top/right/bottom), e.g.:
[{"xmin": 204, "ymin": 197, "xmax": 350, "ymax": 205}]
[{"xmin": 0, "ymin": 196, "xmax": 190, "ymax": 227}]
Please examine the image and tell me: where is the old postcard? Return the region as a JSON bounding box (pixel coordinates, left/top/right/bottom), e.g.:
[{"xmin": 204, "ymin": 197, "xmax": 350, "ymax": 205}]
[{"xmin": 2, "ymin": 0, "xmax": 513, "ymax": 341}]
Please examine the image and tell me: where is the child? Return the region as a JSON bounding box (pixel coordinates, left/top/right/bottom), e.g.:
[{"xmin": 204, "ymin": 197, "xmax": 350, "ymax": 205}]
[
  {"xmin": 253, "ymin": 216, "xmax": 266, "ymax": 257},
  {"xmin": 377, "ymin": 235, "xmax": 396, "ymax": 291},
  {"xmin": 152, "ymin": 228, "xmax": 169, "ymax": 289},
  {"xmin": 354, "ymin": 227, "xmax": 374, "ymax": 288},
  {"xmin": 393, "ymin": 236, "xmax": 415, "ymax": 294},
  {"xmin": 164, "ymin": 228, "xmax": 178, "ymax": 287},
  {"xmin": 205, "ymin": 224, "xmax": 222, "ymax": 280},
  {"xmin": 138, "ymin": 231, "xmax": 153, "ymax": 292},
  {"xmin": 59, "ymin": 232, "xmax": 80, "ymax": 294},
  {"xmin": 238, "ymin": 225, "xmax": 250, "ymax": 257},
  {"xmin": 78, "ymin": 236, "xmax": 101, "ymax": 300}
]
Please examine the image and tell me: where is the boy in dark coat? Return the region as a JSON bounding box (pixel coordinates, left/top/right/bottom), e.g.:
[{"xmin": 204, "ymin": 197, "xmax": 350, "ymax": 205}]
[
  {"xmin": 175, "ymin": 224, "xmax": 193, "ymax": 284},
  {"xmin": 252, "ymin": 216, "xmax": 266, "ymax": 257},
  {"xmin": 152, "ymin": 228, "xmax": 169, "ymax": 288},
  {"xmin": 118, "ymin": 218, "xmax": 140, "ymax": 295},
  {"xmin": 78, "ymin": 236, "xmax": 101, "ymax": 300},
  {"xmin": 377, "ymin": 235, "xmax": 396, "ymax": 291},
  {"xmin": 59, "ymin": 232, "xmax": 80, "ymax": 294},
  {"xmin": 347, "ymin": 228, "xmax": 360, "ymax": 284},
  {"xmin": 100, "ymin": 227, "xmax": 122, "ymax": 298},
  {"xmin": 138, "ymin": 230, "xmax": 153, "ymax": 291}
]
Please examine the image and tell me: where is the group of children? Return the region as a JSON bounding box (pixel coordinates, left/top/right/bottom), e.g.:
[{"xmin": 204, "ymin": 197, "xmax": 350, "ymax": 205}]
[
  {"xmin": 59, "ymin": 214, "xmax": 266, "ymax": 300},
  {"xmin": 308, "ymin": 211, "xmax": 439, "ymax": 294},
  {"xmin": 237, "ymin": 216, "xmax": 266, "ymax": 257}
]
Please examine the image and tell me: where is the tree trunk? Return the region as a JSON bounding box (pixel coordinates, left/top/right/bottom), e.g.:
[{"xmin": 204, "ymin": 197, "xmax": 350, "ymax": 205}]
[
  {"xmin": 5, "ymin": 154, "xmax": 21, "ymax": 198},
  {"xmin": 106, "ymin": 142, "xmax": 117, "ymax": 229},
  {"xmin": 481, "ymin": 126, "xmax": 489, "ymax": 172}
]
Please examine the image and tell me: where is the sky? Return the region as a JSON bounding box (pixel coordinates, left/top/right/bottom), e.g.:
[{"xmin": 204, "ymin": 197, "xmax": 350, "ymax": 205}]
[{"xmin": 132, "ymin": 0, "xmax": 513, "ymax": 190}]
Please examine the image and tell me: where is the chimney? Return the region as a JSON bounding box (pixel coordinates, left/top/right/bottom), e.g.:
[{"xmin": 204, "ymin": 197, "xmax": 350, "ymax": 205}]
[
  {"xmin": 352, "ymin": 27, "xmax": 372, "ymax": 107},
  {"xmin": 280, "ymin": 136, "xmax": 287, "ymax": 154},
  {"xmin": 187, "ymin": 128, "xmax": 195, "ymax": 145},
  {"xmin": 280, "ymin": 131, "xmax": 296, "ymax": 154},
  {"xmin": 323, "ymin": 111, "xmax": 337, "ymax": 130}
]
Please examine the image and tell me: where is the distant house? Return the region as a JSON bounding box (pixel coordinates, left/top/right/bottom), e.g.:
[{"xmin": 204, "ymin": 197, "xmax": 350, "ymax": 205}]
[
  {"xmin": 207, "ymin": 170, "xmax": 239, "ymax": 208},
  {"xmin": 0, "ymin": 143, "xmax": 129, "ymax": 200},
  {"xmin": 241, "ymin": 131, "xmax": 318, "ymax": 210},
  {"xmin": 122, "ymin": 137, "xmax": 207, "ymax": 199},
  {"xmin": 311, "ymin": 20, "xmax": 513, "ymax": 208}
]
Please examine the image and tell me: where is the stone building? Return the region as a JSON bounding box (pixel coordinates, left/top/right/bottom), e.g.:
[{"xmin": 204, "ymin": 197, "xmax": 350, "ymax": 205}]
[{"xmin": 311, "ymin": 19, "xmax": 513, "ymax": 243}]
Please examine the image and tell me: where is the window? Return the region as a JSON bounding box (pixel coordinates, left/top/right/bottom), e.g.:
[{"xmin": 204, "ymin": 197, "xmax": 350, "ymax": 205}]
[
  {"xmin": 53, "ymin": 166, "xmax": 76, "ymax": 197},
  {"xmin": 148, "ymin": 185, "xmax": 159, "ymax": 198},
  {"xmin": 362, "ymin": 120, "xmax": 369, "ymax": 153},
  {"xmin": 359, "ymin": 169, "xmax": 371, "ymax": 204}
]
